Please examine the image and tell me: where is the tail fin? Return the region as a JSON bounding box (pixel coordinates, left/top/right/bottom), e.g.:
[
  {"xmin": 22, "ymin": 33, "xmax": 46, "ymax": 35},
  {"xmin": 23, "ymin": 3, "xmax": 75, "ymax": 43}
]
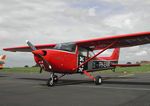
[
  {"xmin": 0, "ymin": 55, "xmax": 6, "ymax": 60},
  {"xmin": 110, "ymin": 48, "xmax": 120, "ymax": 60},
  {"xmin": 98, "ymin": 48, "xmax": 120, "ymax": 61},
  {"xmin": 0, "ymin": 55, "xmax": 6, "ymax": 69}
]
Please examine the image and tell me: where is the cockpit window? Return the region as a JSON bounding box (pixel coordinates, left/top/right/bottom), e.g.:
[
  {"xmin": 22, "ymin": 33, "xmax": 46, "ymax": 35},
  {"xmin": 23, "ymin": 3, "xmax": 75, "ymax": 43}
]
[{"xmin": 53, "ymin": 42, "xmax": 76, "ymax": 52}]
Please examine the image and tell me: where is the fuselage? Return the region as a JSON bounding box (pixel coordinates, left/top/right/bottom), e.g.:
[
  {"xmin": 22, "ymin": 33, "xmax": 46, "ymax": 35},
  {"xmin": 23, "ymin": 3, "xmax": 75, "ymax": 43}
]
[{"xmin": 33, "ymin": 43, "xmax": 119, "ymax": 73}]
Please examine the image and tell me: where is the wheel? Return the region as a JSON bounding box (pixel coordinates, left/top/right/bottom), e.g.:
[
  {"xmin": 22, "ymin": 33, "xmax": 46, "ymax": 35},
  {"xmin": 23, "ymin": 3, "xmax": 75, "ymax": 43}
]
[
  {"xmin": 53, "ymin": 75, "xmax": 58, "ymax": 83},
  {"xmin": 47, "ymin": 78, "xmax": 55, "ymax": 87},
  {"xmin": 95, "ymin": 75, "xmax": 102, "ymax": 85}
]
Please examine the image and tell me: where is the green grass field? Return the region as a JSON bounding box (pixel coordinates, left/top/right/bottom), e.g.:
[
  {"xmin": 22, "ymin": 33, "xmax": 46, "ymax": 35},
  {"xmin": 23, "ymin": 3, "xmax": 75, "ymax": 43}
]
[
  {"xmin": 1, "ymin": 64, "xmax": 150, "ymax": 73},
  {"xmin": 1, "ymin": 67, "xmax": 40, "ymax": 72}
]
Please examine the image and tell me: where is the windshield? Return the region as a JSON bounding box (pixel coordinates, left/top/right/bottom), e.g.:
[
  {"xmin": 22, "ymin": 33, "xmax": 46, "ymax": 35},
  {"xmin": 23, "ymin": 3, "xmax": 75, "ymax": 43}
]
[{"xmin": 53, "ymin": 42, "xmax": 76, "ymax": 52}]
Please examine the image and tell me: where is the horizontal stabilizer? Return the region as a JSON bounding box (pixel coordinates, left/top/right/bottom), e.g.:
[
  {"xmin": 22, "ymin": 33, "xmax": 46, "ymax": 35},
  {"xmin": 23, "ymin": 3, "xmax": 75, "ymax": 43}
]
[{"xmin": 111, "ymin": 63, "xmax": 140, "ymax": 67}]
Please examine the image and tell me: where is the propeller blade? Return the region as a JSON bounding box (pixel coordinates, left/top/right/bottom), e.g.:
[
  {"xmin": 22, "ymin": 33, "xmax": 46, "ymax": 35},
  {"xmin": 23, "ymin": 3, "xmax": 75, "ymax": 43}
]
[
  {"xmin": 26, "ymin": 40, "xmax": 37, "ymax": 51},
  {"xmin": 38, "ymin": 54, "xmax": 52, "ymax": 69}
]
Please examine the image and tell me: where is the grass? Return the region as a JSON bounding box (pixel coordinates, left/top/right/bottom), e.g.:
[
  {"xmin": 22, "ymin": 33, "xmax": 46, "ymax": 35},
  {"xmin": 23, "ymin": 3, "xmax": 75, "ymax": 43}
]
[
  {"xmin": 1, "ymin": 64, "xmax": 150, "ymax": 73},
  {"xmin": 1, "ymin": 67, "xmax": 40, "ymax": 72}
]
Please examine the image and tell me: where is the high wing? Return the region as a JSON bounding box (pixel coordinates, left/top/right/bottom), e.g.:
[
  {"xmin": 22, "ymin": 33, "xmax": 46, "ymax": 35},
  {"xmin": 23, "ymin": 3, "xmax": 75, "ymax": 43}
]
[
  {"xmin": 3, "ymin": 43, "xmax": 56, "ymax": 52},
  {"xmin": 3, "ymin": 32, "xmax": 150, "ymax": 52},
  {"xmin": 76, "ymin": 32, "xmax": 150, "ymax": 50}
]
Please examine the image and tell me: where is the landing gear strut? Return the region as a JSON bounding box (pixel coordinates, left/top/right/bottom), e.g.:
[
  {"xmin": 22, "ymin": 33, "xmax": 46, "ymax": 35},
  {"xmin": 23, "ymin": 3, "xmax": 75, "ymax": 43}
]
[
  {"xmin": 83, "ymin": 71, "xmax": 102, "ymax": 85},
  {"xmin": 47, "ymin": 72, "xmax": 55, "ymax": 87},
  {"xmin": 47, "ymin": 72, "xmax": 65, "ymax": 87}
]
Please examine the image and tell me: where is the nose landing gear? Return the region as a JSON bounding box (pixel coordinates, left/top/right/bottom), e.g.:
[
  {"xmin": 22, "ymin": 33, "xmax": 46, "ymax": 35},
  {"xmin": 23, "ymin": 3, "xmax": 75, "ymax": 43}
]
[
  {"xmin": 47, "ymin": 72, "xmax": 65, "ymax": 87},
  {"xmin": 47, "ymin": 72, "xmax": 55, "ymax": 87}
]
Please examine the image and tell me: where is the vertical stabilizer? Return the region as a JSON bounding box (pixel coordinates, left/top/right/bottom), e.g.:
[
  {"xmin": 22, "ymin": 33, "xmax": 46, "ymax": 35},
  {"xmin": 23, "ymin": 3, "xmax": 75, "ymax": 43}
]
[
  {"xmin": 1, "ymin": 55, "xmax": 6, "ymax": 60},
  {"xmin": 0, "ymin": 55, "xmax": 6, "ymax": 69},
  {"xmin": 110, "ymin": 48, "xmax": 120, "ymax": 60},
  {"xmin": 97, "ymin": 48, "xmax": 120, "ymax": 61}
]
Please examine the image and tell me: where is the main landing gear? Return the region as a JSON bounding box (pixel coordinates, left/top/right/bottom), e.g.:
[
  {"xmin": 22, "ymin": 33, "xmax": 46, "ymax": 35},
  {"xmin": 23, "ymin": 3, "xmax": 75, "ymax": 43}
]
[
  {"xmin": 95, "ymin": 75, "xmax": 102, "ymax": 85},
  {"xmin": 47, "ymin": 72, "xmax": 65, "ymax": 87},
  {"xmin": 83, "ymin": 71, "xmax": 102, "ymax": 85}
]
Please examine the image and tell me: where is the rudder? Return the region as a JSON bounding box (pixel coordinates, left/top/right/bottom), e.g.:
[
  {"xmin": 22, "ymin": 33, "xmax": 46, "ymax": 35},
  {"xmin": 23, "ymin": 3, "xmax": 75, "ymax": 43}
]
[{"xmin": 110, "ymin": 48, "xmax": 120, "ymax": 60}]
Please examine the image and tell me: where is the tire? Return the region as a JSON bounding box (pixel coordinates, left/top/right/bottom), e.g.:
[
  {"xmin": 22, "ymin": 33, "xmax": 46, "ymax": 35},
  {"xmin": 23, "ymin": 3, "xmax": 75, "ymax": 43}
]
[
  {"xmin": 47, "ymin": 78, "xmax": 55, "ymax": 87},
  {"xmin": 95, "ymin": 75, "xmax": 102, "ymax": 85}
]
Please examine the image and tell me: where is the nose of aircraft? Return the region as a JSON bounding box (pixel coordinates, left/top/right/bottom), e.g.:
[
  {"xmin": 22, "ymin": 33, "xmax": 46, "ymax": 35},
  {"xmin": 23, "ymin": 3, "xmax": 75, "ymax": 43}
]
[
  {"xmin": 32, "ymin": 50, "xmax": 52, "ymax": 71},
  {"xmin": 32, "ymin": 50, "xmax": 41, "ymax": 55}
]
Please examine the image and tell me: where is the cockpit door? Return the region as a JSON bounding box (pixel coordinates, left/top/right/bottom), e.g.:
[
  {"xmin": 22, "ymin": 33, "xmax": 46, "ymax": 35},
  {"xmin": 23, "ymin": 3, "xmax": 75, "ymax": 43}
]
[{"xmin": 77, "ymin": 47, "xmax": 88, "ymax": 72}]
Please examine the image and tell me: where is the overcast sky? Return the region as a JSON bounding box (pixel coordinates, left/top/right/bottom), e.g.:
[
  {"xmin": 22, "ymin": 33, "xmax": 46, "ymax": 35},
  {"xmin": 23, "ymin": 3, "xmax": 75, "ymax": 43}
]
[{"xmin": 0, "ymin": 0, "xmax": 150, "ymax": 67}]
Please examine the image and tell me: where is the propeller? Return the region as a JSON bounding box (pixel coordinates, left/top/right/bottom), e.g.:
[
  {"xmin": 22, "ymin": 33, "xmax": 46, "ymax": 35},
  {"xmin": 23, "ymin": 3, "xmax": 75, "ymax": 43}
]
[
  {"xmin": 26, "ymin": 40, "xmax": 37, "ymax": 51},
  {"xmin": 26, "ymin": 40, "xmax": 51, "ymax": 73}
]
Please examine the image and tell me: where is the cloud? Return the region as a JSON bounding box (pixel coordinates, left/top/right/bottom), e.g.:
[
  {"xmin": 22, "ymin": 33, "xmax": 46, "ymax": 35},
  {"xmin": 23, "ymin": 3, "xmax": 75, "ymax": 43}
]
[
  {"xmin": 136, "ymin": 51, "xmax": 147, "ymax": 56},
  {"xmin": 88, "ymin": 7, "xmax": 98, "ymax": 16},
  {"xmin": 105, "ymin": 13, "xmax": 135, "ymax": 29},
  {"xmin": 99, "ymin": 0, "xmax": 150, "ymax": 6},
  {"xmin": 0, "ymin": 0, "xmax": 150, "ymax": 67}
]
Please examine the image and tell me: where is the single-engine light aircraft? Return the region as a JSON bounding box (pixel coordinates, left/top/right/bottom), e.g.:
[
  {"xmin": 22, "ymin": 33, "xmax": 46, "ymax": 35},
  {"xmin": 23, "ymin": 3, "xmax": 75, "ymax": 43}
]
[
  {"xmin": 3, "ymin": 32, "xmax": 150, "ymax": 86},
  {"xmin": 0, "ymin": 55, "xmax": 6, "ymax": 69}
]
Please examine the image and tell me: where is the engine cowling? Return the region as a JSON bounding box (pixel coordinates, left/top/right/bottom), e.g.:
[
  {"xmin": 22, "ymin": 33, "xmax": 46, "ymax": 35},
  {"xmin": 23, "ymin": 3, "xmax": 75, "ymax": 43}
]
[{"xmin": 33, "ymin": 49, "xmax": 77, "ymax": 73}]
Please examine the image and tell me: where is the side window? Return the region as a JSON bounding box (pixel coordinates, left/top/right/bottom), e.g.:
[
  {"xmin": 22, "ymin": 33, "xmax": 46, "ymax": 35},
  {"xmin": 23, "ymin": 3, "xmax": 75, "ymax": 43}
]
[
  {"xmin": 78, "ymin": 47, "xmax": 88, "ymax": 57},
  {"xmin": 88, "ymin": 50, "xmax": 95, "ymax": 58}
]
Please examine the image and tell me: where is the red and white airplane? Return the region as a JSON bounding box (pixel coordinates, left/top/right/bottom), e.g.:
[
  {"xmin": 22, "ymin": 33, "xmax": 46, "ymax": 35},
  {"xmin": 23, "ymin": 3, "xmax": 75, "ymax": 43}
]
[
  {"xmin": 0, "ymin": 55, "xmax": 6, "ymax": 69},
  {"xmin": 3, "ymin": 32, "xmax": 150, "ymax": 86}
]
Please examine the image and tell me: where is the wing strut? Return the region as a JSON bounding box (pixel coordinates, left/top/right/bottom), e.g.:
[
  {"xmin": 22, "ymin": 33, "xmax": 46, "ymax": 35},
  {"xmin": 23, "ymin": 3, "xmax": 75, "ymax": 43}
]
[
  {"xmin": 73, "ymin": 40, "xmax": 118, "ymax": 71},
  {"xmin": 83, "ymin": 71, "xmax": 95, "ymax": 80}
]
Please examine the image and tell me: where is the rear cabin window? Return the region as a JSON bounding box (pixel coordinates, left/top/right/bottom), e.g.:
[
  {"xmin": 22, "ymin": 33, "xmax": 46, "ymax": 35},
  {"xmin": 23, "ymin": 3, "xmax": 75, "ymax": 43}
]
[
  {"xmin": 54, "ymin": 42, "xmax": 76, "ymax": 52},
  {"xmin": 78, "ymin": 47, "xmax": 95, "ymax": 58}
]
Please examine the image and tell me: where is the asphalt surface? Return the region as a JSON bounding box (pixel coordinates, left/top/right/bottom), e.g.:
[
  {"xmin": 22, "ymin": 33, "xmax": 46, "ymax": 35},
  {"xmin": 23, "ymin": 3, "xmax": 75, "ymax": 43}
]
[{"xmin": 0, "ymin": 71, "xmax": 150, "ymax": 106}]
